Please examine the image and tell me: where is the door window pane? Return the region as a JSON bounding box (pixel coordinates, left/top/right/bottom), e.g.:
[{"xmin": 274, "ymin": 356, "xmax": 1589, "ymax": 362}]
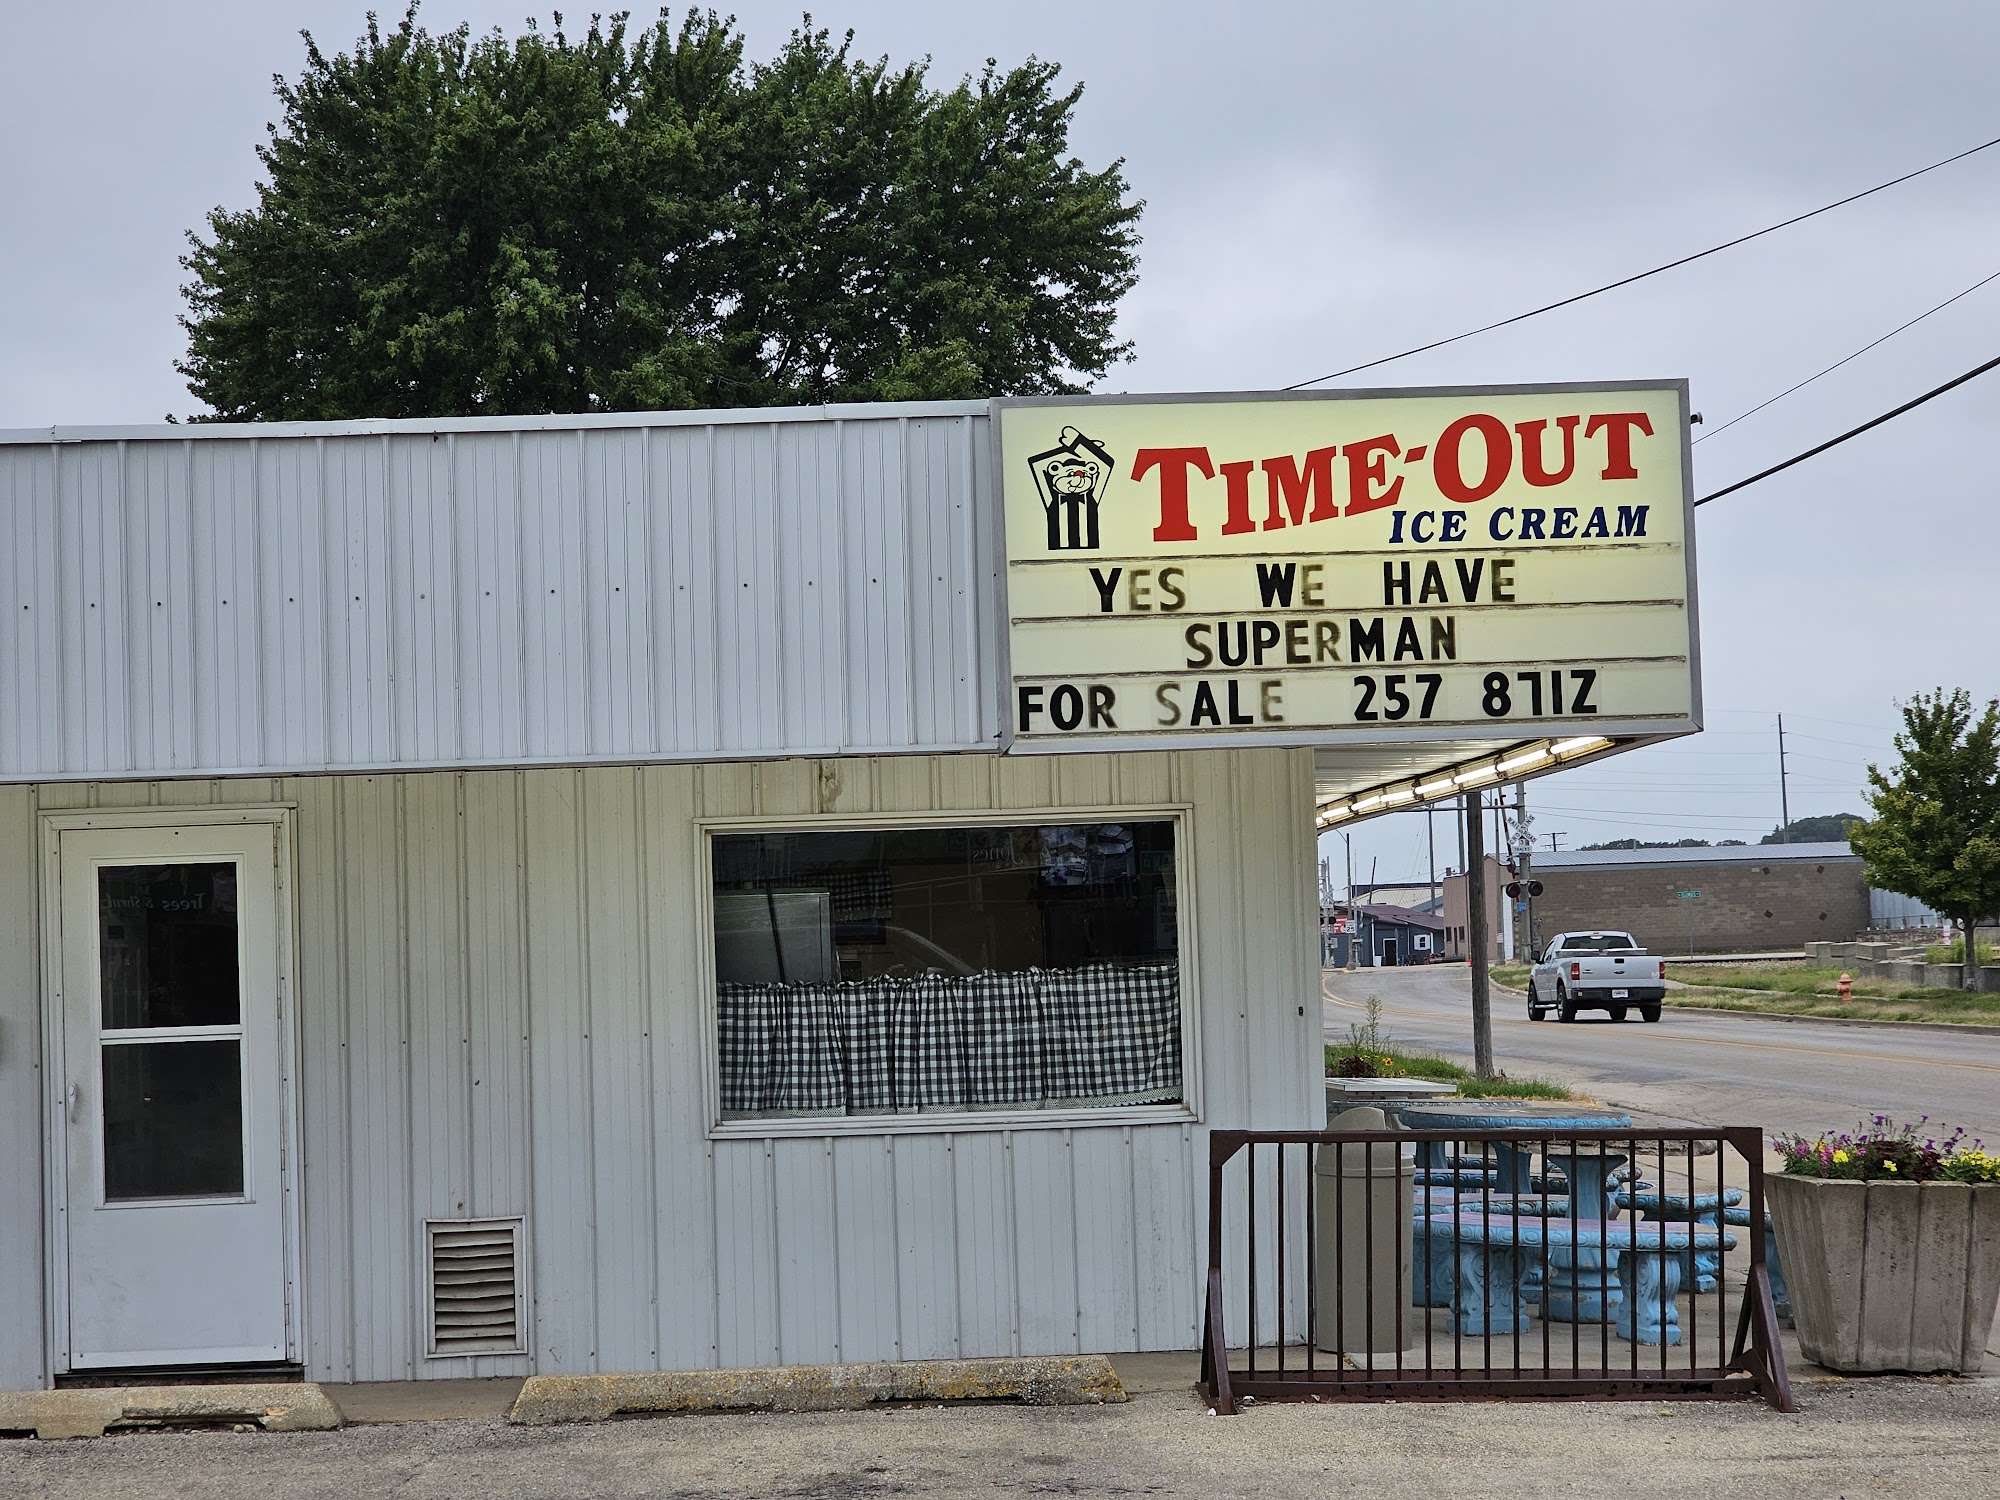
[
  {"xmin": 102, "ymin": 1040, "xmax": 245, "ymax": 1199},
  {"xmin": 99, "ymin": 864, "xmax": 241, "ymax": 1029}
]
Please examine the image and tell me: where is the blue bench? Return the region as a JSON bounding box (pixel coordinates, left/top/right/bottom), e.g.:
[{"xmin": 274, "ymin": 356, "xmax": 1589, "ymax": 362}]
[
  {"xmin": 1426, "ymin": 1211, "xmax": 1735, "ymax": 1345},
  {"xmin": 1416, "ymin": 1167, "xmax": 1654, "ymax": 1196},
  {"xmin": 1412, "ymin": 1195, "xmax": 1568, "ymax": 1306},
  {"xmin": 1616, "ymin": 1190, "xmax": 1743, "ymax": 1293},
  {"xmin": 1412, "ymin": 1182, "xmax": 1655, "ymax": 1306},
  {"xmin": 1414, "ymin": 1168, "xmax": 1567, "ymax": 1192}
]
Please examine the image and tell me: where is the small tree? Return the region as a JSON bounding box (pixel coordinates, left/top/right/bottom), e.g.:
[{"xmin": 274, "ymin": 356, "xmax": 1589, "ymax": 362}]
[{"xmin": 1847, "ymin": 689, "xmax": 2000, "ymax": 990}]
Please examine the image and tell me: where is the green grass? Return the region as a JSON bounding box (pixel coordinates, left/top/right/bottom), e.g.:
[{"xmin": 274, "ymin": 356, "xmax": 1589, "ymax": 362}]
[
  {"xmin": 1489, "ymin": 964, "xmax": 1532, "ymax": 989},
  {"xmin": 1664, "ymin": 962, "xmax": 2000, "ymax": 1023},
  {"xmin": 1458, "ymin": 1076, "xmax": 1577, "ymax": 1101},
  {"xmin": 1325, "ymin": 1044, "xmax": 1574, "ymax": 1100},
  {"xmin": 1685, "ymin": 962, "xmax": 1972, "ymax": 1001},
  {"xmin": 1663, "ymin": 984, "xmax": 2000, "ymax": 1024},
  {"xmin": 1924, "ymin": 939, "xmax": 1998, "ymax": 966}
]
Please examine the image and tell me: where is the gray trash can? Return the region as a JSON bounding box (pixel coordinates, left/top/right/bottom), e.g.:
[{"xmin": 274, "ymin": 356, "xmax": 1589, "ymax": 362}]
[{"xmin": 1315, "ymin": 1105, "xmax": 1415, "ymax": 1355}]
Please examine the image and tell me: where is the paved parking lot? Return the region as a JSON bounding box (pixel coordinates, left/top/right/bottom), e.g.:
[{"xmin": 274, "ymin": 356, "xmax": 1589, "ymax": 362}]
[{"xmin": 4, "ymin": 1365, "xmax": 1996, "ymax": 1500}]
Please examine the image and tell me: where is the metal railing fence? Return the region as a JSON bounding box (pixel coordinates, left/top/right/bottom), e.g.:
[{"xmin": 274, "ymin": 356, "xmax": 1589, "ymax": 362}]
[{"xmin": 1198, "ymin": 1125, "xmax": 1793, "ymax": 1412}]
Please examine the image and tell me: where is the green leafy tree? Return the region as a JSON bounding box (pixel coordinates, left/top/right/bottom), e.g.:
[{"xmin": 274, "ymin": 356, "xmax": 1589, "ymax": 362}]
[
  {"xmin": 177, "ymin": 7, "xmax": 1142, "ymax": 419},
  {"xmin": 1847, "ymin": 689, "xmax": 2000, "ymax": 989},
  {"xmin": 1580, "ymin": 837, "xmax": 1713, "ymax": 851},
  {"xmin": 1760, "ymin": 813, "xmax": 1868, "ymax": 845}
]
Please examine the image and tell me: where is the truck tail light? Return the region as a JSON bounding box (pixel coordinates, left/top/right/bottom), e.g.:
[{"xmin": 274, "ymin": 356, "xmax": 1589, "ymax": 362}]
[{"xmin": 1569, "ymin": 961, "xmax": 1580, "ymax": 981}]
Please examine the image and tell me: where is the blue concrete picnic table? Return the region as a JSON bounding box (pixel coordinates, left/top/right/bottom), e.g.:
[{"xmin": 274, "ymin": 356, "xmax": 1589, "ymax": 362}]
[
  {"xmin": 1398, "ymin": 1103, "xmax": 1635, "ymax": 1205},
  {"xmin": 1400, "ymin": 1102, "xmax": 1636, "ymax": 1311},
  {"xmin": 1424, "ymin": 1210, "xmax": 1737, "ymax": 1345},
  {"xmin": 1418, "ymin": 1197, "xmax": 1618, "ymax": 1324}
]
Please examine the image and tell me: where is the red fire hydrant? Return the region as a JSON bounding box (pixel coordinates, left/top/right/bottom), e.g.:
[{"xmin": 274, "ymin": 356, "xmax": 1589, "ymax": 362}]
[{"xmin": 1838, "ymin": 971, "xmax": 1853, "ymax": 1004}]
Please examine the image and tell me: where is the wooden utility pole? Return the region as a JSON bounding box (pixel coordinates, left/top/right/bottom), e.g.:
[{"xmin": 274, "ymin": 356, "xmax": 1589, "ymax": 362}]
[
  {"xmin": 1426, "ymin": 802, "xmax": 1438, "ymax": 920},
  {"xmin": 1513, "ymin": 782, "xmax": 1534, "ymax": 962},
  {"xmin": 1465, "ymin": 792, "xmax": 1495, "ymax": 1079},
  {"xmin": 1777, "ymin": 713, "xmax": 1792, "ymax": 842}
]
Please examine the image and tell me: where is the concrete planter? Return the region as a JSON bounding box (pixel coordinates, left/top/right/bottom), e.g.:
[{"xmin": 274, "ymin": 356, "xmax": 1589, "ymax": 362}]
[{"xmin": 1767, "ymin": 1174, "xmax": 2000, "ymax": 1373}]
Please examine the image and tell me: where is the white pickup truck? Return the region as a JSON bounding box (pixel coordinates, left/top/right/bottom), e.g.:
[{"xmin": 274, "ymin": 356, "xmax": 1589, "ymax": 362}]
[{"xmin": 1527, "ymin": 931, "xmax": 1667, "ymax": 1023}]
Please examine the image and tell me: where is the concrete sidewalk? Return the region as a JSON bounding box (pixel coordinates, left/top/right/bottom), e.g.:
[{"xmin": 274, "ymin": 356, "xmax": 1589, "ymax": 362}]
[{"xmin": 3, "ymin": 1357, "xmax": 1996, "ymax": 1499}]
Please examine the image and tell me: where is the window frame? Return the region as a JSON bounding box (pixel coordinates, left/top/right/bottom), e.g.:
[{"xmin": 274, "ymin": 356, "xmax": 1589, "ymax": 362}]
[{"xmin": 698, "ymin": 803, "xmax": 1202, "ymax": 1139}]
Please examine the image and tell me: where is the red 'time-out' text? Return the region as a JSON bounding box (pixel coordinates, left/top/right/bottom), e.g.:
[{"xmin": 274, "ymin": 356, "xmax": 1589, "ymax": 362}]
[{"xmin": 1131, "ymin": 411, "xmax": 1656, "ymax": 543}]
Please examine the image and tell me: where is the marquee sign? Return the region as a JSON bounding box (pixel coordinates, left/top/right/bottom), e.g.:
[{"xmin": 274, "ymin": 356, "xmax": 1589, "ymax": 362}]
[{"xmin": 997, "ymin": 383, "xmax": 1699, "ymax": 752}]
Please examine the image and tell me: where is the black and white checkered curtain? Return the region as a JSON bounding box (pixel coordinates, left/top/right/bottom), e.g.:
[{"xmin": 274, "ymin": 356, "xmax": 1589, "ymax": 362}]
[{"xmin": 718, "ymin": 963, "xmax": 1182, "ymax": 1117}]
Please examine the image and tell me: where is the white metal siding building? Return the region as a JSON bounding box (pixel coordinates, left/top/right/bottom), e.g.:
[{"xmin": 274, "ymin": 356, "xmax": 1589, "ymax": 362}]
[
  {"xmin": 0, "ymin": 404, "xmax": 1321, "ymax": 1388},
  {"xmin": 1, "ymin": 408, "xmax": 1004, "ymax": 780}
]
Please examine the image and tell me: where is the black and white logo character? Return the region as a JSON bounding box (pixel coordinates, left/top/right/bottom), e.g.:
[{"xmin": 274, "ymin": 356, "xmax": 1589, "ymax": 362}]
[{"xmin": 1027, "ymin": 426, "xmax": 1115, "ymax": 551}]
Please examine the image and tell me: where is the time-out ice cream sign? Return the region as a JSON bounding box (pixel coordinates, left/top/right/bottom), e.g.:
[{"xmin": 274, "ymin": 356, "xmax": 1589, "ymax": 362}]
[{"xmin": 997, "ymin": 383, "xmax": 1699, "ymax": 750}]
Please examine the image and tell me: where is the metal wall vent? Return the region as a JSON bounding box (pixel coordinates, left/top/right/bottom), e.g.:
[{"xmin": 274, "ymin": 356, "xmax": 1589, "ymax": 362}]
[{"xmin": 425, "ymin": 1218, "xmax": 526, "ymax": 1357}]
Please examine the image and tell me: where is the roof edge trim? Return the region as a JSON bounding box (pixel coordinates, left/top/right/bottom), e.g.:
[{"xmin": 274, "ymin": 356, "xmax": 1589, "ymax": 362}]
[{"xmin": 0, "ymin": 398, "xmax": 992, "ymax": 447}]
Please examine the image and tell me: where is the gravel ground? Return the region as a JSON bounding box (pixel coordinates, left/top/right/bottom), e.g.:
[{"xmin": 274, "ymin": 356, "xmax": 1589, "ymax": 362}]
[{"xmin": 4, "ymin": 1376, "xmax": 1996, "ymax": 1499}]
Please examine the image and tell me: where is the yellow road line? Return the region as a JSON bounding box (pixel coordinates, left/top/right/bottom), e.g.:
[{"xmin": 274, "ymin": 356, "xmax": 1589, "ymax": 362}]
[{"xmin": 1321, "ymin": 979, "xmax": 2000, "ymax": 1075}]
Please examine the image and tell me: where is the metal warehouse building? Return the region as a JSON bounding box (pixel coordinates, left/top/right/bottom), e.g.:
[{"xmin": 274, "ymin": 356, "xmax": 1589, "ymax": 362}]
[{"xmin": 0, "ymin": 384, "xmax": 1697, "ymax": 1388}]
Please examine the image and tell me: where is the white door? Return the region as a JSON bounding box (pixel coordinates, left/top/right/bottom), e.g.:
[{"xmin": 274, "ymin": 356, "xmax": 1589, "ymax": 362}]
[{"xmin": 57, "ymin": 822, "xmax": 294, "ymax": 1369}]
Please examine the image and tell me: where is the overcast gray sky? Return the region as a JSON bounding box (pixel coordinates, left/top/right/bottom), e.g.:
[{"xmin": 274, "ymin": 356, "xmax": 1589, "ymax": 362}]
[{"xmin": 4, "ymin": 2, "xmax": 1996, "ymax": 880}]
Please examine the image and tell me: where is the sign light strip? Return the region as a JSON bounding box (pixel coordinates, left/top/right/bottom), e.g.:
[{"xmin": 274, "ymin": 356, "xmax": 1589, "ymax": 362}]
[{"xmin": 1314, "ymin": 735, "xmax": 1616, "ymax": 827}]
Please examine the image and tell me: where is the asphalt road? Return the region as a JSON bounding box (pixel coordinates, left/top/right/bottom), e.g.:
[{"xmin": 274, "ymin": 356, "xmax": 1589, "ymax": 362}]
[{"xmin": 1325, "ymin": 964, "xmax": 2000, "ymax": 1143}]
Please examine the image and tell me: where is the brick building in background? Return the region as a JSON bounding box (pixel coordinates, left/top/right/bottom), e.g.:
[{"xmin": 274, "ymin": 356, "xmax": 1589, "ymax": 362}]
[
  {"xmin": 1524, "ymin": 841, "xmax": 1870, "ymax": 955},
  {"xmin": 1440, "ymin": 855, "xmax": 1510, "ymax": 963}
]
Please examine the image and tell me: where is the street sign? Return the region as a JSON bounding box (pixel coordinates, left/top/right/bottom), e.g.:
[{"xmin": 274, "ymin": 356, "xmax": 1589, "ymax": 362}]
[{"xmin": 1676, "ymin": 890, "xmax": 1700, "ymax": 899}]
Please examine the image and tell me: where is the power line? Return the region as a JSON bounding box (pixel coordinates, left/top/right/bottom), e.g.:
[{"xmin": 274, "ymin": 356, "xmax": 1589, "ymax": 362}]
[
  {"xmin": 1696, "ymin": 350, "xmax": 2000, "ymax": 505},
  {"xmin": 1759, "ymin": 710, "xmax": 1901, "ymax": 734},
  {"xmin": 1694, "ymin": 266, "xmax": 2000, "ymax": 444},
  {"xmin": 1527, "ymin": 802, "xmax": 1778, "ymax": 825},
  {"xmin": 1540, "ymin": 815, "xmax": 1772, "ymax": 833},
  {"xmin": 1559, "ymin": 779, "xmax": 1857, "ymax": 791},
  {"xmin": 1286, "ymin": 132, "xmax": 2000, "ymax": 389},
  {"xmin": 1787, "ymin": 731, "xmax": 1894, "ymax": 751}
]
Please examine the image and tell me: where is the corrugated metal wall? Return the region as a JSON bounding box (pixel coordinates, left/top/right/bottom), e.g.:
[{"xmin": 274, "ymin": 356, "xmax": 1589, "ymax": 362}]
[
  {"xmin": 0, "ymin": 406, "xmax": 1001, "ymax": 783},
  {"xmin": 0, "ymin": 746, "xmax": 1318, "ymax": 1385},
  {"xmin": 0, "ymin": 786, "xmax": 45, "ymax": 1388}
]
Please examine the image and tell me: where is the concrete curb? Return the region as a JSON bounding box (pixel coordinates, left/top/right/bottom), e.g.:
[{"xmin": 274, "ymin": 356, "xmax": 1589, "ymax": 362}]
[
  {"xmin": 507, "ymin": 1355, "xmax": 1127, "ymax": 1424},
  {"xmin": 1660, "ymin": 1000, "xmax": 2000, "ymax": 1037},
  {"xmin": 0, "ymin": 1382, "xmax": 340, "ymax": 1440}
]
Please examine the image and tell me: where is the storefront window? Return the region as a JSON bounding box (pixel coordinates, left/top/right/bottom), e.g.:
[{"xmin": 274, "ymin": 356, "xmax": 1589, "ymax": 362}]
[{"xmin": 710, "ymin": 821, "xmax": 1183, "ymax": 1120}]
